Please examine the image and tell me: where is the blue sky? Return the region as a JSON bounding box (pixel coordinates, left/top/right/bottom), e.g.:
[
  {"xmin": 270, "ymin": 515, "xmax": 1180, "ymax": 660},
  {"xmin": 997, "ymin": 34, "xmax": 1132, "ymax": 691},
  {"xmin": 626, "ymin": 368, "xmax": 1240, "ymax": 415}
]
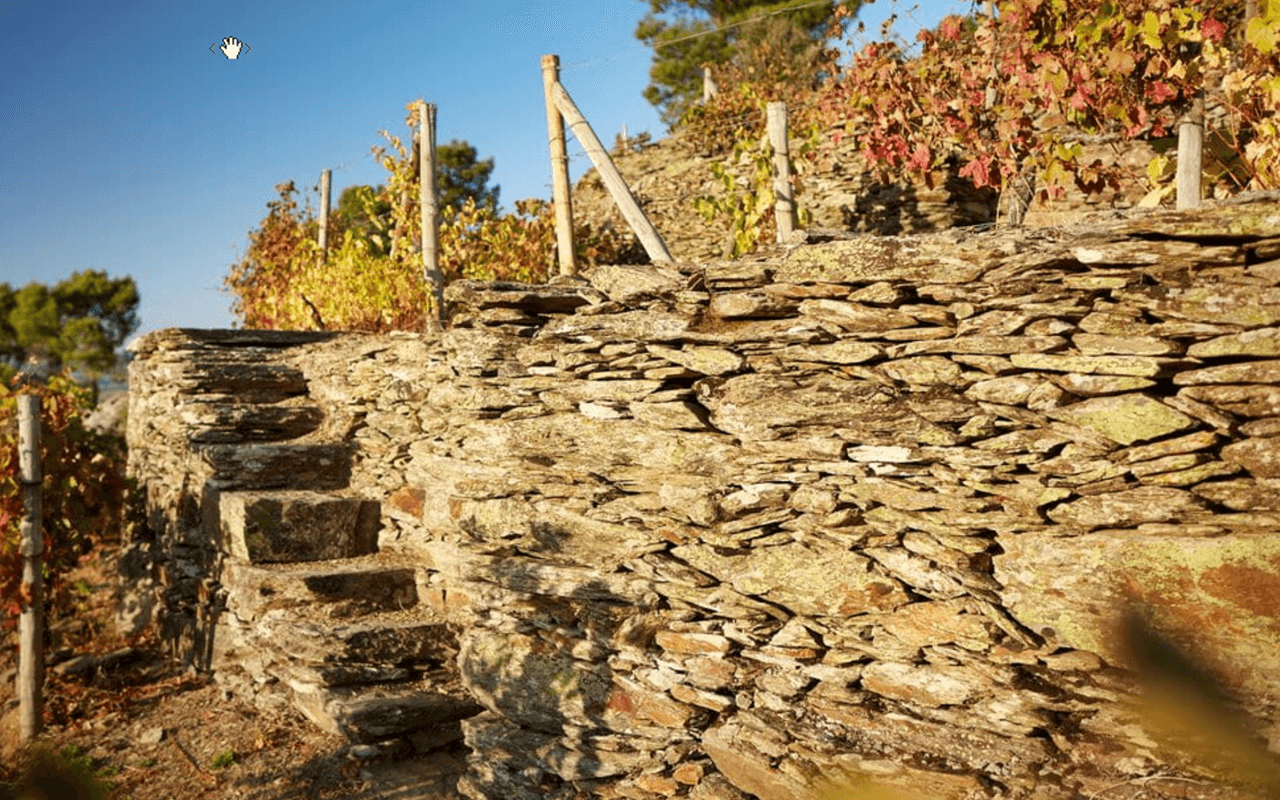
[{"xmin": 0, "ymin": 0, "xmax": 971, "ymax": 344}]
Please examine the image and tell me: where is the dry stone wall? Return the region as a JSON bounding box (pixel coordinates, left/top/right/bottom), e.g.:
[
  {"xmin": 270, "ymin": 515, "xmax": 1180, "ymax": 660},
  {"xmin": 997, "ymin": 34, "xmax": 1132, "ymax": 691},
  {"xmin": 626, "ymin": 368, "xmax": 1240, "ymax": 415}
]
[{"xmin": 127, "ymin": 193, "xmax": 1280, "ymax": 800}]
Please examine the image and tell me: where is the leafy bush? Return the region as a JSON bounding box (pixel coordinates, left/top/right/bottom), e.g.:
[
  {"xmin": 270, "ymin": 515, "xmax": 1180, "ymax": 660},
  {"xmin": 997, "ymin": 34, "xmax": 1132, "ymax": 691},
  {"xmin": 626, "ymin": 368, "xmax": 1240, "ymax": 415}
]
[
  {"xmin": 678, "ymin": 0, "xmax": 1280, "ymax": 226},
  {"xmin": 0, "ymin": 373, "xmax": 131, "ymax": 632},
  {"xmin": 226, "ymin": 102, "xmax": 639, "ymax": 333}
]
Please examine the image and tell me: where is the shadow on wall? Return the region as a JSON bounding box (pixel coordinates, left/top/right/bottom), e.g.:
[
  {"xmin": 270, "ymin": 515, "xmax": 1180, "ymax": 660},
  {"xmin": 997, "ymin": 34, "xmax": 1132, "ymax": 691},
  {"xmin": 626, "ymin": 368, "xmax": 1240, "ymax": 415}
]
[
  {"xmin": 451, "ymin": 520, "xmax": 696, "ymax": 798},
  {"xmin": 845, "ymin": 167, "xmax": 998, "ymax": 235}
]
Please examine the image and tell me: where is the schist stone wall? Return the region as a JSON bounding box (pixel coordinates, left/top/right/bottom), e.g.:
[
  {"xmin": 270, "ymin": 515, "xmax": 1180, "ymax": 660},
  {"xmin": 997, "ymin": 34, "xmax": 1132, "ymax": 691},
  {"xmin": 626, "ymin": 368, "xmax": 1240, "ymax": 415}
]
[{"xmin": 126, "ymin": 194, "xmax": 1280, "ymax": 800}]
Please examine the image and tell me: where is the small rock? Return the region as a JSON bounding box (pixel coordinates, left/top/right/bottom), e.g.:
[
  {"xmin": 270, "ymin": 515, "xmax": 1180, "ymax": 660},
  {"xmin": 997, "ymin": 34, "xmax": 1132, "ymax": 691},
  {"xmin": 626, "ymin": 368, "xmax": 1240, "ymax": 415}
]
[
  {"xmin": 139, "ymin": 726, "xmax": 166, "ymax": 745},
  {"xmin": 348, "ymin": 743, "xmax": 383, "ymax": 759}
]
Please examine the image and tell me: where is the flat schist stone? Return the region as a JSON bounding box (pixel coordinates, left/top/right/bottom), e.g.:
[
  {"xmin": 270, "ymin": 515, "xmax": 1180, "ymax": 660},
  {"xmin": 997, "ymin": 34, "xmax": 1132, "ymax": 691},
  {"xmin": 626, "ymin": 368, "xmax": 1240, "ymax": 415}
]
[
  {"xmin": 995, "ymin": 530, "xmax": 1280, "ymax": 713},
  {"xmin": 1108, "ymin": 195, "xmax": 1280, "ymax": 239},
  {"xmin": 260, "ymin": 607, "xmax": 458, "ymax": 667},
  {"xmin": 290, "ymin": 679, "xmax": 482, "ymax": 743},
  {"xmin": 443, "ymin": 278, "xmax": 601, "ymax": 312},
  {"xmin": 778, "ymin": 236, "xmax": 988, "ymax": 284},
  {"xmin": 182, "ymin": 403, "xmax": 323, "ymax": 443},
  {"xmin": 215, "ymin": 490, "xmax": 379, "ymax": 563},
  {"xmin": 128, "ymin": 327, "xmax": 340, "ymax": 356},
  {"xmin": 1049, "ymin": 393, "xmax": 1196, "ymax": 445},
  {"xmin": 198, "ymin": 442, "xmax": 353, "ymax": 490},
  {"xmin": 172, "ymin": 362, "xmax": 308, "ymax": 399},
  {"xmin": 221, "ymin": 553, "xmax": 419, "ymax": 619}
]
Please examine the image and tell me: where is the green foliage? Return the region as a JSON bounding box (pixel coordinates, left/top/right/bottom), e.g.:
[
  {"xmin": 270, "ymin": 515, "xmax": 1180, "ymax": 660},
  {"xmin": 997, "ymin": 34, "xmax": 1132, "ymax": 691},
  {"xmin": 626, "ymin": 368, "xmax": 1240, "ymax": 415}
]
[
  {"xmin": 210, "ymin": 749, "xmax": 237, "ymax": 769},
  {"xmin": 637, "ymin": 0, "xmax": 858, "ymax": 127},
  {"xmin": 695, "ymin": 124, "xmax": 816, "ymax": 258},
  {"xmin": 0, "ymin": 270, "xmax": 137, "ymax": 384},
  {"xmin": 0, "ymin": 371, "xmax": 132, "ymax": 633},
  {"xmin": 437, "ymin": 139, "xmax": 499, "ymax": 213},
  {"xmin": 294, "ymin": 231, "xmax": 433, "ymax": 331},
  {"xmin": 329, "ymin": 139, "xmax": 499, "ymax": 260},
  {"xmin": 637, "ymin": 13, "xmax": 731, "ymax": 129},
  {"xmin": 336, "ymin": 184, "xmax": 394, "ymax": 257}
]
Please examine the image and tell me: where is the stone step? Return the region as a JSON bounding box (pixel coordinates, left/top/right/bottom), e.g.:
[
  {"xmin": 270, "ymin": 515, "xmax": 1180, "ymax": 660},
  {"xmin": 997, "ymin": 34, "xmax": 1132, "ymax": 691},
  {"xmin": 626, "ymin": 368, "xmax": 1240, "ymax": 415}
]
[
  {"xmin": 288, "ymin": 672, "xmax": 483, "ymax": 744},
  {"xmin": 262, "ymin": 608, "xmax": 458, "ymax": 668},
  {"xmin": 214, "ymin": 612, "xmax": 454, "ymax": 691},
  {"xmin": 222, "ymin": 553, "xmax": 421, "ymax": 620},
  {"xmin": 209, "ymin": 490, "xmax": 379, "ymax": 563},
  {"xmin": 183, "ymin": 402, "xmax": 324, "ymax": 443},
  {"xmin": 212, "ymin": 613, "xmax": 417, "ymax": 692},
  {"xmin": 174, "ymin": 361, "xmax": 309, "ymax": 404},
  {"xmin": 197, "ymin": 443, "xmax": 353, "ymax": 490}
]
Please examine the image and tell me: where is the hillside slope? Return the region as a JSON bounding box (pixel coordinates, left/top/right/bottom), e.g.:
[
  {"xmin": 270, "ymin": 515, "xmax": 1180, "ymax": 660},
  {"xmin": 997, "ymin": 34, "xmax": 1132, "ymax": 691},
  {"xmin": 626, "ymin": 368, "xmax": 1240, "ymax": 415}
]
[{"xmin": 569, "ymin": 122, "xmax": 1162, "ymax": 264}]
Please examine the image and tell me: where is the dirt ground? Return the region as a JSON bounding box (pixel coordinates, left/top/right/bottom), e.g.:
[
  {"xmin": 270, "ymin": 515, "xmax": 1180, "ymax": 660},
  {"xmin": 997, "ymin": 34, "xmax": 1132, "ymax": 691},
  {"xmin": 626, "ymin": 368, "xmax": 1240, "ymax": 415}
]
[{"xmin": 1, "ymin": 545, "xmax": 469, "ymax": 800}]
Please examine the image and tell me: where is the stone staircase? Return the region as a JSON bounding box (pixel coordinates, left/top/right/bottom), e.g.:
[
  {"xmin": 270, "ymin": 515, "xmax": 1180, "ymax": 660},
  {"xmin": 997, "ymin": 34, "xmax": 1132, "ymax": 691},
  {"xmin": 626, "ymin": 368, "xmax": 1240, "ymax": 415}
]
[{"xmin": 176, "ymin": 341, "xmax": 481, "ymax": 752}]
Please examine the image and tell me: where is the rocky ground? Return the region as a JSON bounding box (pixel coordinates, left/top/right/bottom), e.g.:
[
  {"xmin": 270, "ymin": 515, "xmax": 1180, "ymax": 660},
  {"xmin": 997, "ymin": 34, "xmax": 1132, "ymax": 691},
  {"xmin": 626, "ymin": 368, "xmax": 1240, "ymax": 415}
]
[{"xmin": 0, "ymin": 544, "xmax": 468, "ymax": 800}]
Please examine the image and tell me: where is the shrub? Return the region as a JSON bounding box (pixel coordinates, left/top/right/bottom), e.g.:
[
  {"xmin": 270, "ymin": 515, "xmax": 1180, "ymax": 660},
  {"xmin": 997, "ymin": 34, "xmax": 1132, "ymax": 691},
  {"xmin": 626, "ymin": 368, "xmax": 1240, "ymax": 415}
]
[{"xmin": 0, "ymin": 372, "xmax": 131, "ymax": 632}]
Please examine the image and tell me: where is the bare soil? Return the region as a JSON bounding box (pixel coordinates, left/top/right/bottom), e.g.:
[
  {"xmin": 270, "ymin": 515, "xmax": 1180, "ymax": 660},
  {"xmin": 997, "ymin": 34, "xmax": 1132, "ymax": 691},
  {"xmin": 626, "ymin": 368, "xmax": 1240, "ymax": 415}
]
[{"xmin": 1, "ymin": 545, "xmax": 467, "ymax": 800}]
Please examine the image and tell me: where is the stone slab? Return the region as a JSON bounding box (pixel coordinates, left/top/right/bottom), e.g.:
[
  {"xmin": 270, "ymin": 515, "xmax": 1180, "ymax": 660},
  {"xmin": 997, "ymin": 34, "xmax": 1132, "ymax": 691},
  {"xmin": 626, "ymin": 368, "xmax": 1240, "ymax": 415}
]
[
  {"xmin": 198, "ymin": 443, "xmax": 353, "ymax": 490},
  {"xmin": 1049, "ymin": 394, "xmax": 1196, "ymax": 445},
  {"xmin": 670, "ymin": 541, "xmax": 910, "ymax": 617},
  {"xmin": 266, "ymin": 609, "xmax": 458, "ymax": 667},
  {"xmin": 214, "ymin": 490, "xmax": 379, "ymax": 563},
  {"xmin": 222, "ymin": 554, "xmax": 419, "ymax": 619},
  {"xmin": 994, "ymin": 531, "xmax": 1280, "ymax": 709},
  {"xmin": 290, "ymin": 679, "xmax": 482, "ymax": 743},
  {"xmin": 777, "ymin": 238, "xmax": 987, "ymax": 285},
  {"xmin": 182, "ymin": 403, "xmax": 323, "ymax": 443}
]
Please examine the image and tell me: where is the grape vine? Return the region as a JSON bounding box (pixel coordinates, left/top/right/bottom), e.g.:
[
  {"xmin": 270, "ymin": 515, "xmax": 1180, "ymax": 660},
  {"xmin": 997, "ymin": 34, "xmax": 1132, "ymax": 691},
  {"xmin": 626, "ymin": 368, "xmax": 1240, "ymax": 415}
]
[
  {"xmin": 226, "ymin": 102, "xmax": 638, "ymax": 333},
  {"xmin": 682, "ymin": 0, "xmax": 1280, "ymax": 246},
  {"xmin": 1, "ymin": 374, "xmax": 132, "ymax": 632}
]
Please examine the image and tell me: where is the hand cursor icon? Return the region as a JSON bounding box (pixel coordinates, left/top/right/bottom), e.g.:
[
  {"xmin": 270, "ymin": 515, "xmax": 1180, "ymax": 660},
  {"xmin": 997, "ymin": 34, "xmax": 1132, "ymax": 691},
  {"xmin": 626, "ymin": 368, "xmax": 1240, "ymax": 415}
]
[{"xmin": 220, "ymin": 37, "xmax": 245, "ymax": 59}]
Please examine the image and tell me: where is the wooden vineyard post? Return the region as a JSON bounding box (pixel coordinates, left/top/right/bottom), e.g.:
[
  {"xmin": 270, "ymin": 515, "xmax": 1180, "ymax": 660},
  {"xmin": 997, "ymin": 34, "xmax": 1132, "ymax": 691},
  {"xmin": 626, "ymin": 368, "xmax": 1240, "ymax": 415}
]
[
  {"xmin": 703, "ymin": 65, "xmax": 718, "ymax": 104},
  {"xmin": 542, "ymin": 55, "xmax": 577, "ymax": 276},
  {"xmin": 982, "ymin": 1, "xmax": 997, "ymax": 109},
  {"xmin": 17, "ymin": 393, "xmax": 44, "ymax": 742},
  {"xmin": 767, "ymin": 102, "xmax": 796, "ymax": 243},
  {"xmin": 551, "ymin": 80, "xmax": 673, "ymax": 264},
  {"xmin": 1177, "ymin": 91, "xmax": 1204, "ymax": 210},
  {"xmin": 419, "ymin": 102, "xmax": 445, "ymax": 332},
  {"xmin": 318, "ymin": 168, "xmax": 331, "ymax": 264}
]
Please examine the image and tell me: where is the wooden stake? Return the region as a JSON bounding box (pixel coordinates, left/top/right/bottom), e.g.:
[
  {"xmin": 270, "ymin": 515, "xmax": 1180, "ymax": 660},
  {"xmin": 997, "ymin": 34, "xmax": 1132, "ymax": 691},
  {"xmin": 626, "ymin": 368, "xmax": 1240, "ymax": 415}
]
[
  {"xmin": 18, "ymin": 393, "xmax": 44, "ymax": 743},
  {"xmin": 982, "ymin": 2, "xmax": 998, "ymax": 110},
  {"xmin": 1176, "ymin": 92, "xmax": 1204, "ymax": 210},
  {"xmin": 767, "ymin": 102, "xmax": 795, "ymax": 243},
  {"xmin": 552, "ymin": 81, "xmax": 673, "ymax": 264},
  {"xmin": 703, "ymin": 65, "xmax": 718, "ymax": 104},
  {"xmin": 419, "ymin": 102, "xmax": 445, "ymax": 332},
  {"xmin": 542, "ymin": 55, "xmax": 577, "ymax": 276},
  {"xmin": 318, "ymin": 168, "xmax": 331, "ymax": 264}
]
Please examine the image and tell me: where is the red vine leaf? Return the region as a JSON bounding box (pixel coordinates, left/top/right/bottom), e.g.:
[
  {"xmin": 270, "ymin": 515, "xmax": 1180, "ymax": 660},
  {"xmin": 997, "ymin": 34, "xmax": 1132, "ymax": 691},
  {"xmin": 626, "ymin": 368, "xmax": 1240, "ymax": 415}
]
[
  {"xmin": 959, "ymin": 155, "xmax": 994, "ymax": 189},
  {"xmin": 1201, "ymin": 18, "xmax": 1226, "ymax": 43},
  {"xmin": 940, "ymin": 15, "xmax": 963, "ymax": 42},
  {"xmin": 1148, "ymin": 80, "xmax": 1176, "ymax": 104},
  {"xmin": 907, "ymin": 143, "xmax": 931, "ymax": 172}
]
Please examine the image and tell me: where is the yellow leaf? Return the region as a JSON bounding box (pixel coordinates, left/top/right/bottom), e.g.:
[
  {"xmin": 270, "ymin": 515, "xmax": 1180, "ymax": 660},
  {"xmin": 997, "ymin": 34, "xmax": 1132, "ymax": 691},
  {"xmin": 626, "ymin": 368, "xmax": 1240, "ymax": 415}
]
[
  {"xmin": 1138, "ymin": 185, "xmax": 1172, "ymax": 207},
  {"xmin": 1147, "ymin": 154, "xmax": 1172, "ymax": 183},
  {"xmin": 1143, "ymin": 10, "xmax": 1163, "ymax": 48},
  {"xmin": 1247, "ymin": 16, "xmax": 1279, "ymax": 54}
]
